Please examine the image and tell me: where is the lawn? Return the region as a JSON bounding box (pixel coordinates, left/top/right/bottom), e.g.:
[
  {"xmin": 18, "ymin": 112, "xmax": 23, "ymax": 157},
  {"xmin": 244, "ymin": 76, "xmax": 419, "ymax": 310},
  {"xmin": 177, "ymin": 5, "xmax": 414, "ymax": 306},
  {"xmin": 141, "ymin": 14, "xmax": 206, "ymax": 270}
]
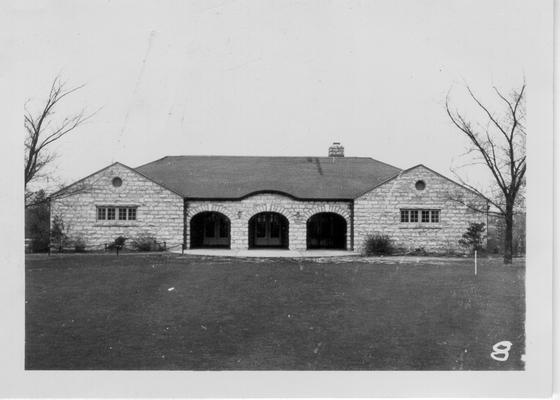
[{"xmin": 25, "ymin": 253, "xmax": 525, "ymax": 370}]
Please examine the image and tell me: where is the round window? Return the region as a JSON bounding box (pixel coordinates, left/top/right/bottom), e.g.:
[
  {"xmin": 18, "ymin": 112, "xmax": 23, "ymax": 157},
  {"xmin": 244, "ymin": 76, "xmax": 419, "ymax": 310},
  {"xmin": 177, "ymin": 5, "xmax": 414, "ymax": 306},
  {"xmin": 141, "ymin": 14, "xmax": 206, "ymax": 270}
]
[
  {"xmin": 112, "ymin": 177, "xmax": 123, "ymax": 187},
  {"xmin": 415, "ymin": 180, "xmax": 426, "ymax": 190}
]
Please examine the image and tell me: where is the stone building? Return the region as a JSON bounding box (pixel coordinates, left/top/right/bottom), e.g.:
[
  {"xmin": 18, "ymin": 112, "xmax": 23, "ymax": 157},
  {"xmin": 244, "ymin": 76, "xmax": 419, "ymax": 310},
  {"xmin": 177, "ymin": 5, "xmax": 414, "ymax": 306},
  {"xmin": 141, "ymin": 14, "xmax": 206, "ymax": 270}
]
[{"xmin": 50, "ymin": 143, "xmax": 487, "ymax": 253}]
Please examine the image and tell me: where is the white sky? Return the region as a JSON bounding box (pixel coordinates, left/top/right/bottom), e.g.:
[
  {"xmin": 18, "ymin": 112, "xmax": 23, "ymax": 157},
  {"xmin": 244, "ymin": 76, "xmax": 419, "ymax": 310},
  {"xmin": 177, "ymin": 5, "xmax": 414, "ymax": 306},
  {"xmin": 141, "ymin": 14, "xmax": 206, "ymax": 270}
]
[{"xmin": 8, "ymin": 0, "xmax": 541, "ymax": 190}]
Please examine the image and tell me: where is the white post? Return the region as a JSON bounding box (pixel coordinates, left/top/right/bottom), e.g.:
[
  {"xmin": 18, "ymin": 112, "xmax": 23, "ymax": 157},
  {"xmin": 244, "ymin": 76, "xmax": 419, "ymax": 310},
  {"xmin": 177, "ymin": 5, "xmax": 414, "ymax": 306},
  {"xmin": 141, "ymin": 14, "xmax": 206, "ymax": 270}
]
[{"xmin": 474, "ymin": 250, "xmax": 478, "ymax": 276}]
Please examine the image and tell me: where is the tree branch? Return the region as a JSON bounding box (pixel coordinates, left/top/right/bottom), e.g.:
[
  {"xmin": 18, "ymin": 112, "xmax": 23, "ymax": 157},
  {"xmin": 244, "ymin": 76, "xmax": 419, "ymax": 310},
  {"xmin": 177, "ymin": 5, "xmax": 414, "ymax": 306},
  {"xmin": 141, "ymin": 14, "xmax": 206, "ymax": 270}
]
[{"xmin": 24, "ymin": 76, "xmax": 94, "ymax": 189}]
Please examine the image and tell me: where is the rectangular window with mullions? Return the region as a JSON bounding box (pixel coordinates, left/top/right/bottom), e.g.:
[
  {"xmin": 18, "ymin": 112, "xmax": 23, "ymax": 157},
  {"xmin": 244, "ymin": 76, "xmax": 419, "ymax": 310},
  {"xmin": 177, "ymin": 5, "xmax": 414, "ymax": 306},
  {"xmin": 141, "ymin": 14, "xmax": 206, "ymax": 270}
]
[
  {"xmin": 97, "ymin": 206, "xmax": 138, "ymax": 221},
  {"xmin": 400, "ymin": 209, "xmax": 441, "ymax": 224},
  {"xmin": 431, "ymin": 210, "xmax": 440, "ymax": 223},
  {"xmin": 400, "ymin": 209, "xmax": 409, "ymax": 223}
]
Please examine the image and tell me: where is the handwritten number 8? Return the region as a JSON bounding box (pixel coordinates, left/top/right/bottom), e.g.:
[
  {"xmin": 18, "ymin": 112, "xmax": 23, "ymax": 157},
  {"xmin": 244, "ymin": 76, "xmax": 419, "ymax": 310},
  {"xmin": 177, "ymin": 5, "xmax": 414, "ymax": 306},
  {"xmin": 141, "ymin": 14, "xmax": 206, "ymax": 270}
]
[{"xmin": 490, "ymin": 341, "xmax": 512, "ymax": 362}]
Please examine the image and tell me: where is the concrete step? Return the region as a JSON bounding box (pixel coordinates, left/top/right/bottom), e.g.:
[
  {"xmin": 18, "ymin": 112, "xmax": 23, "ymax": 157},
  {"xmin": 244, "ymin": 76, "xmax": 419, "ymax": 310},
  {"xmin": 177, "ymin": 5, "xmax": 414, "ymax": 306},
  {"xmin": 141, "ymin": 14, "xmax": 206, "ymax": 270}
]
[{"xmin": 175, "ymin": 249, "xmax": 360, "ymax": 258}]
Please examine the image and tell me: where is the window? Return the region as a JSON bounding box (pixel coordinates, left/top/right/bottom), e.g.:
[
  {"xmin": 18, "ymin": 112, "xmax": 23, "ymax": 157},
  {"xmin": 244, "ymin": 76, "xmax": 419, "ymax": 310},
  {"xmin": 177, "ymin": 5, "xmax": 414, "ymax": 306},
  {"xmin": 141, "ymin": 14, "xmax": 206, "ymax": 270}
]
[
  {"xmin": 219, "ymin": 217, "xmax": 229, "ymax": 238},
  {"xmin": 415, "ymin": 180, "xmax": 426, "ymax": 190},
  {"xmin": 269, "ymin": 214, "xmax": 280, "ymax": 238},
  {"xmin": 256, "ymin": 214, "xmax": 266, "ymax": 237},
  {"xmin": 97, "ymin": 206, "xmax": 137, "ymax": 221},
  {"xmin": 204, "ymin": 217, "xmax": 215, "ymax": 237},
  {"xmin": 400, "ymin": 209, "xmax": 440, "ymax": 224},
  {"xmin": 431, "ymin": 210, "xmax": 440, "ymax": 223},
  {"xmin": 400, "ymin": 210, "xmax": 409, "ymax": 223},
  {"xmin": 112, "ymin": 177, "xmax": 123, "ymax": 187}
]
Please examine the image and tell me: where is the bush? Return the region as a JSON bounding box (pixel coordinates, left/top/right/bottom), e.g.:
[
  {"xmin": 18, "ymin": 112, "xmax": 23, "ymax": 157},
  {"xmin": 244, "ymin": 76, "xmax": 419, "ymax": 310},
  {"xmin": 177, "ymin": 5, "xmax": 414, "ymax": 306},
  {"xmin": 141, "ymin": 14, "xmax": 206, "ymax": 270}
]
[
  {"xmin": 363, "ymin": 233, "xmax": 394, "ymax": 256},
  {"xmin": 131, "ymin": 236, "xmax": 163, "ymax": 252},
  {"xmin": 107, "ymin": 236, "xmax": 127, "ymax": 250},
  {"xmin": 26, "ymin": 195, "xmax": 50, "ymax": 253},
  {"xmin": 458, "ymin": 222, "xmax": 486, "ymax": 253},
  {"xmin": 74, "ymin": 237, "xmax": 86, "ymax": 253},
  {"xmin": 30, "ymin": 234, "xmax": 50, "ymax": 253},
  {"xmin": 50, "ymin": 215, "xmax": 68, "ymax": 252}
]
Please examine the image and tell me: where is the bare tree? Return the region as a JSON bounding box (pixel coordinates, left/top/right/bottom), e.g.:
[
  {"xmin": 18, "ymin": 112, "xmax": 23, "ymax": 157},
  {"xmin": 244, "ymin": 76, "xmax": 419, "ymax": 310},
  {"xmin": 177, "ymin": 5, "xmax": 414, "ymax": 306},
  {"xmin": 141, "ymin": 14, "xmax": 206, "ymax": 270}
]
[
  {"xmin": 446, "ymin": 81, "xmax": 526, "ymax": 264},
  {"xmin": 24, "ymin": 76, "xmax": 95, "ymax": 206}
]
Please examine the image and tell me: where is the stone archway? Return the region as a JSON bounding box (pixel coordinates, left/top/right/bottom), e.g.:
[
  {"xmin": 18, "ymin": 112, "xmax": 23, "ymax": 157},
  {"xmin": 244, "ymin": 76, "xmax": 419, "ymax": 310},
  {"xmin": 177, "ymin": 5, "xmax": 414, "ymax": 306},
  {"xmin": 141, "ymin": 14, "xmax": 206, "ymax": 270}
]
[
  {"xmin": 190, "ymin": 211, "xmax": 231, "ymax": 248},
  {"xmin": 248, "ymin": 212, "xmax": 289, "ymax": 249},
  {"xmin": 306, "ymin": 212, "xmax": 347, "ymax": 250}
]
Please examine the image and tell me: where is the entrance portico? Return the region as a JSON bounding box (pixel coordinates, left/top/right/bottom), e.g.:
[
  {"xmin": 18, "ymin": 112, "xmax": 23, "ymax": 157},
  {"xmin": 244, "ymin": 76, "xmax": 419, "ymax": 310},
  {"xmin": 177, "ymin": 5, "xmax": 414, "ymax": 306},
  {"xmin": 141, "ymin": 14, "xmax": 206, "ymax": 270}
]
[{"xmin": 185, "ymin": 193, "xmax": 353, "ymax": 251}]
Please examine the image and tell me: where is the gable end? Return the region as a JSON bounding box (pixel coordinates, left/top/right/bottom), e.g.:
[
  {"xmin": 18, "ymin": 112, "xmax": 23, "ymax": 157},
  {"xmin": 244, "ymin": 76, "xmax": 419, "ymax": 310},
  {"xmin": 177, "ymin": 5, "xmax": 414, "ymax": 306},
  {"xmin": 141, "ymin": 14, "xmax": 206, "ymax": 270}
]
[{"xmin": 49, "ymin": 161, "xmax": 184, "ymax": 199}]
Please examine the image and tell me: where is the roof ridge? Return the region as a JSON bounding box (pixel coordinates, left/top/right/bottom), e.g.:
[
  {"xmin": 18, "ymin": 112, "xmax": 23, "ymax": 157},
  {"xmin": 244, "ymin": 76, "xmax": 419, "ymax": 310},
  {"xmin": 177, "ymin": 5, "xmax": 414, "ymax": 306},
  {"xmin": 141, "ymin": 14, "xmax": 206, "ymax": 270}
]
[
  {"xmin": 162, "ymin": 155, "xmax": 377, "ymax": 158},
  {"xmin": 139, "ymin": 155, "xmax": 401, "ymax": 168},
  {"xmin": 134, "ymin": 155, "xmax": 404, "ymax": 199},
  {"xmin": 135, "ymin": 155, "xmax": 170, "ymax": 169}
]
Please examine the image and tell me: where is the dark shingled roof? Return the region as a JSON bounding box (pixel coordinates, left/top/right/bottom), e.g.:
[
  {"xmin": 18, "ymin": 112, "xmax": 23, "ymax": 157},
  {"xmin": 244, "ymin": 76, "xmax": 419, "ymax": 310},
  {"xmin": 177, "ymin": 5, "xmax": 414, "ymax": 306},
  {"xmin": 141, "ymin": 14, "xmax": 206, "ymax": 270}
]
[{"xmin": 135, "ymin": 156, "xmax": 402, "ymax": 200}]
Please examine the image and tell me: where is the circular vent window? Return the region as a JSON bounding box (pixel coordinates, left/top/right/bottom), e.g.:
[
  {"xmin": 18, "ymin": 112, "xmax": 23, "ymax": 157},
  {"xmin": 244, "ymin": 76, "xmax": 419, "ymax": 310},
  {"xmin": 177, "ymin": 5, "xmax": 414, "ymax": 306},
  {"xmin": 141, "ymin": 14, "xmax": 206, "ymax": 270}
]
[
  {"xmin": 415, "ymin": 180, "xmax": 426, "ymax": 190},
  {"xmin": 112, "ymin": 177, "xmax": 123, "ymax": 187}
]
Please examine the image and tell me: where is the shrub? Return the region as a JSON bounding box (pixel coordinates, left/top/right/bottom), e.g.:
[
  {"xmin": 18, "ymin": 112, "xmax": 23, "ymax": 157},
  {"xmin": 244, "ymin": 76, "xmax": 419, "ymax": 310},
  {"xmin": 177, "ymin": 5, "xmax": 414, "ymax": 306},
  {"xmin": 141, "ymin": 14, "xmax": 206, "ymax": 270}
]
[
  {"xmin": 30, "ymin": 233, "xmax": 50, "ymax": 253},
  {"xmin": 363, "ymin": 233, "xmax": 393, "ymax": 256},
  {"xmin": 108, "ymin": 236, "xmax": 127, "ymax": 250},
  {"xmin": 26, "ymin": 194, "xmax": 50, "ymax": 253},
  {"xmin": 74, "ymin": 237, "xmax": 86, "ymax": 253},
  {"xmin": 50, "ymin": 215, "xmax": 68, "ymax": 252},
  {"xmin": 458, "ymin": 222, "xmax": 486, "ymax": 253},
  {"xmin": 131, "ymin": 235, "xmax": 163, "ymax": 252}
]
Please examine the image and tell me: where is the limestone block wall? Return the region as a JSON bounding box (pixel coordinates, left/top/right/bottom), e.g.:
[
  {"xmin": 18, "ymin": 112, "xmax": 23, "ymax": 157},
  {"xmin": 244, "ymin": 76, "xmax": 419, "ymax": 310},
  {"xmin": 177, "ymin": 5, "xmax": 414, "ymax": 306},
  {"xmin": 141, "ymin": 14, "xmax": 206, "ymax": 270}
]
[
  {"xmin": 186, "ymin": 193, "xmax": 352, "ymax": 250},
  {"xmin": 354, "ymin": 165, "xmax": 487, "ymax": 254},
  {"xmin": 50, "ymin": 163, "xmax": 184, "ymax": 250}
]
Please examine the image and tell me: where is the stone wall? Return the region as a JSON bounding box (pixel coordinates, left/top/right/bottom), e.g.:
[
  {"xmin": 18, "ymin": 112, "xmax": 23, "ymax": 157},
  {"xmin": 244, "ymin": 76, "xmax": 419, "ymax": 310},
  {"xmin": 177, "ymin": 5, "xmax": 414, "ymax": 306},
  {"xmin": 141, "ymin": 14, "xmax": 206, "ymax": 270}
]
[
  {"xmin": 186, "ymin": 193, "xmax": 352, "ymax": 250},
  {"xmin": 50, "ymin": 163, "xmax": 184, "ymax": 250},
  {"xmin": 354, "ymin": 165, "xmax": 487, "ymax": 254}
]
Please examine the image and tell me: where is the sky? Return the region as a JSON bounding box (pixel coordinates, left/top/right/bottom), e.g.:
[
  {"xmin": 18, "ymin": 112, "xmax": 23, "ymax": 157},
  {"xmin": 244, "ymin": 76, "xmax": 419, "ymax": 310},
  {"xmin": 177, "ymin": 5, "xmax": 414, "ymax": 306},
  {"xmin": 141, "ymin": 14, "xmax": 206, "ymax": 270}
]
[{"xmin": 6, "ymin": 0, "xmax": 544, "ymax": 191}]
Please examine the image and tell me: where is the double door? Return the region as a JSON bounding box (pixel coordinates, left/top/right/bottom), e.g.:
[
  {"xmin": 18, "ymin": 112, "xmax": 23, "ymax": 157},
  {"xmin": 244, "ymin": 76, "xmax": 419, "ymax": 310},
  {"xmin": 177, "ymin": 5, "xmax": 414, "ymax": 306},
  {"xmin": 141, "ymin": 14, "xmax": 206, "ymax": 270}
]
[{"xmin": 250, "ymin": 212, "xmax": 288, "ymax": 248}]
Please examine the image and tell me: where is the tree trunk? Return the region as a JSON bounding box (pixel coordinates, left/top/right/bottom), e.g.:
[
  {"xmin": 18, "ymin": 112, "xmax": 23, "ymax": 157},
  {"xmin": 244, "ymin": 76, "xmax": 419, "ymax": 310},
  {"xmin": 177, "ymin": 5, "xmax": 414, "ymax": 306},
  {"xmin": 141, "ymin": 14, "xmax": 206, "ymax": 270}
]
[{"xmin": 503, "ymin": 204, "xmax": 514, "ymax": 264}]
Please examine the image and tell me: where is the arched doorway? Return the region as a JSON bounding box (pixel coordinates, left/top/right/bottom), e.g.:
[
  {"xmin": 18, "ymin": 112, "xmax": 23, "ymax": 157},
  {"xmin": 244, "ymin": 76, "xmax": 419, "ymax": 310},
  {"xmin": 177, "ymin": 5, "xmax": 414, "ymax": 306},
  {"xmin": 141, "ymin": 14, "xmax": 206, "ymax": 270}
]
[
  {"xmin": 248, "ymin": 212, "xmax": 289, "ymax": 249},
  {"xmin": 306, "ymin": 212, "xmax": 347, "ymax": 249},
  {"xmin": 190, "ymin": 212, "xmax": 231, "ymax": 248}
]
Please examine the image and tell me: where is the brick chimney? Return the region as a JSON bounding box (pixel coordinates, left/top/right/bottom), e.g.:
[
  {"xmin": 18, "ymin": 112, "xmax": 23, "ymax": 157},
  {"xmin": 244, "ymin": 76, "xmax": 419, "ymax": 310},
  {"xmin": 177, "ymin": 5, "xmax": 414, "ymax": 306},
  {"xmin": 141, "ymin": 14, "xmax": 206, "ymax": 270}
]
[{"xmin": 328, "ymin": 142, "xmax": 344, "ymax": 157}]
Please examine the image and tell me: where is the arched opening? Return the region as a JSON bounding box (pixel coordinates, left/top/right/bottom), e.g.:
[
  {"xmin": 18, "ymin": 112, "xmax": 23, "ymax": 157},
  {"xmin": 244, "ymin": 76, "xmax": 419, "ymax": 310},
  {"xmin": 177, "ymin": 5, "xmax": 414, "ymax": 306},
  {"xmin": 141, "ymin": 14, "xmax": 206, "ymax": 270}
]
[
  {"xmin": 306, "ymin": 212, "xmax": 347, "ymax": 250},
  {"xmin": 190, "ymin": 212, "xmax": 231, "ymax": 249},
  {"xmin": 248, "ymin": 212, "xmax": 289, "ymax": 249}
]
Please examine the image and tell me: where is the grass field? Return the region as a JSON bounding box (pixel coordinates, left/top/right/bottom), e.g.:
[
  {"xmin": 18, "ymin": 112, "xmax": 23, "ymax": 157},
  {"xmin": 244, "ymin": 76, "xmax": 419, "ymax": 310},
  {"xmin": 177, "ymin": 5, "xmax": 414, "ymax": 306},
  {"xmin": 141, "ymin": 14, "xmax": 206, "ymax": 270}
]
[{"xmin": 25, "ymin": 253, "xmax": 525, "ymax": 370}]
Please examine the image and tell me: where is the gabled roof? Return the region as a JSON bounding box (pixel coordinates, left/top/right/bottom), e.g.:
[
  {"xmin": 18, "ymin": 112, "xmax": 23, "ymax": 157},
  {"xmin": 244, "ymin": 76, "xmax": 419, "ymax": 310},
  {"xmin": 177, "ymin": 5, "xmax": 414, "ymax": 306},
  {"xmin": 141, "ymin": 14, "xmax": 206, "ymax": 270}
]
[
  {"xmin": 353, "ymin": 163, "xmax": 489, "ymax": 201},
  {"xmin": 135, "ymin": 156, "xmax": 402, "ymax": 200},
  {"xmin": 49, "ymin": 162, "xmax": 183, "ymax": 199}
]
